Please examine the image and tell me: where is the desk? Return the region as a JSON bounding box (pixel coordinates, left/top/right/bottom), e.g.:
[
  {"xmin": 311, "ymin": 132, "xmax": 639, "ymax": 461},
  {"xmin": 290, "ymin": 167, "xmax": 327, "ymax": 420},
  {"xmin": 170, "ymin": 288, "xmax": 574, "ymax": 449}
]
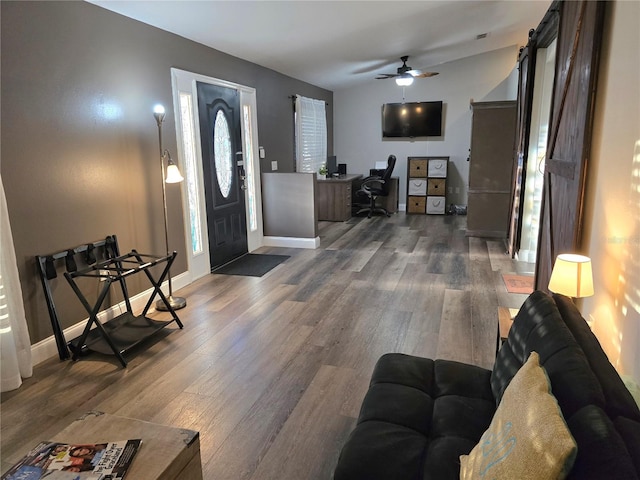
[{"xmin": 317, "ymin": 174, "xmax": 362, "ymax": 221}]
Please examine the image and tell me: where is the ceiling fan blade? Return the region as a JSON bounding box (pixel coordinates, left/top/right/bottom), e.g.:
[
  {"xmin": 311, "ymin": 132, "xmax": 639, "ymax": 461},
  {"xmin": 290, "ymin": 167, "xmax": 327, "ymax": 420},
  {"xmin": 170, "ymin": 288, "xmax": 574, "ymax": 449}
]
[
  {"xmin": 375, "ymin": 73, "xmax": 399, "ymax": 79},
  {"xmin": 412, "ymin": 72, "xmax": 440, "ymax": 78},
  {"xmin": 375, "ymin": 55, "xmax": 439, "ymax": 80}
]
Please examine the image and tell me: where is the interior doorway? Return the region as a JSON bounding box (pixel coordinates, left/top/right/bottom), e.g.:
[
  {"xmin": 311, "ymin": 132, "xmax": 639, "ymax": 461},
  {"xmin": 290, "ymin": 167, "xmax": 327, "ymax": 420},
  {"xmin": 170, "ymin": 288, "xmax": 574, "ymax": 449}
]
[
  {"xmin": 170, "ymin": 68, "xmax": 263, "ymax": 281},
  {"xmin": 517, "ymin": 39, "xmax": 557, "ymax": 264}
]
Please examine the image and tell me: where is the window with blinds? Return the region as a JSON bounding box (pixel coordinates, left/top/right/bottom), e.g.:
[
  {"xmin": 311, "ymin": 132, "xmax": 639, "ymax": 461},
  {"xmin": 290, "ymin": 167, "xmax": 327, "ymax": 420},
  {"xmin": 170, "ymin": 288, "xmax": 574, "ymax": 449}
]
[{"xmin": 295, "ymin": 95, "xmax": 327, "ymax": 174}]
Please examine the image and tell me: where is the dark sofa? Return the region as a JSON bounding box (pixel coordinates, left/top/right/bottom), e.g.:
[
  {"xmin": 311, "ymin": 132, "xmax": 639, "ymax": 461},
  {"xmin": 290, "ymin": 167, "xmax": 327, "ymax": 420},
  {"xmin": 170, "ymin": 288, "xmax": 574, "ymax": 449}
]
[{"xmin": 334, "ymin": 291, "xmax": 640, "ymax": 479}]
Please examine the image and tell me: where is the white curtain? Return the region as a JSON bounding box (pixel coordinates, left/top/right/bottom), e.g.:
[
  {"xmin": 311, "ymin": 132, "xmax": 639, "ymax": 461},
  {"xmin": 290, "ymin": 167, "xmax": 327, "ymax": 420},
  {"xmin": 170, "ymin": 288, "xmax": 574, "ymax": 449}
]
[
  {"xmin": 1, "ymin": 172, "xmax": 33, "ymax": 392},
  {"xmin": 295, "ymin": 94, "xmax": 327, "ymax": 174}
]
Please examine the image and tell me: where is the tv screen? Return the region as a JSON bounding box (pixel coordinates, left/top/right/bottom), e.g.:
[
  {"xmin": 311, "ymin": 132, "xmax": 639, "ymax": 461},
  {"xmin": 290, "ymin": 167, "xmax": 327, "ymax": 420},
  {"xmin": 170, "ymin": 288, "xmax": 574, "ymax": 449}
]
[{"xmin": 382, "ymin": 101, "xmax": 443, "ymax": 138}]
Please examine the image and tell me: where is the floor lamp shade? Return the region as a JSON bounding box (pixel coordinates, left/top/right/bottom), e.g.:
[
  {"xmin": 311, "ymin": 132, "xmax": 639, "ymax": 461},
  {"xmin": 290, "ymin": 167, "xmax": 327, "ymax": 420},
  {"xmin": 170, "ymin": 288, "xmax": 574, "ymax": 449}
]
[
  {"xmin": 165, "ymin": 155, "xmax": 184, "ymax": 184},
  {"xmin": 165, "ymin": 165, "xmax": 183, "ymax": 183},
  {"xmin": 548, "ymin": 254, "xmax": 594, "ymax": 298}
]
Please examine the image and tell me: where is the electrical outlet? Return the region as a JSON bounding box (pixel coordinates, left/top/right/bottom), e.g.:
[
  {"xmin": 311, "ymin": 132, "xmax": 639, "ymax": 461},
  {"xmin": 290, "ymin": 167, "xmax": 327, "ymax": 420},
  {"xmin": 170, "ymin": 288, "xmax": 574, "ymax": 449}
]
[{"xmin": 271, "ymin": 160, "xmax": 278, "ymax": 171}]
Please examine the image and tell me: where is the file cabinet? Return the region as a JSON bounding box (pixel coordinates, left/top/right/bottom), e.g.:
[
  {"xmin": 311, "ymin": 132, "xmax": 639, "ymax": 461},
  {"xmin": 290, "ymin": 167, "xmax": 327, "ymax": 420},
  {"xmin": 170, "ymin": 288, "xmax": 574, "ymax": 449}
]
[{"xmin": 317, "ymin": 174, "xmax": 362, "ymax": 221}]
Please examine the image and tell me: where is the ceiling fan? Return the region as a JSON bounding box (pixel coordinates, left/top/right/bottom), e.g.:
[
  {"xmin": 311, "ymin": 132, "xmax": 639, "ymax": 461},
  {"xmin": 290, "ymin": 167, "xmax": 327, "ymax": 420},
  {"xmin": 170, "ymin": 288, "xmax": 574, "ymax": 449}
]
[{"xmin": 376, "ymin": 56, "xmax": 439, "ymax": 86}]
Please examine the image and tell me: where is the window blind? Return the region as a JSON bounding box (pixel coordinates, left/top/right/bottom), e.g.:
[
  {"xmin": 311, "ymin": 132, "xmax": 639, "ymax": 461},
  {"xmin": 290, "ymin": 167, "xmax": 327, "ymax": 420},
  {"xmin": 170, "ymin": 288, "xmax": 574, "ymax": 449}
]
[{"xmin": 295, "ymin": 95, "xmax": 327, "ymax": 174}]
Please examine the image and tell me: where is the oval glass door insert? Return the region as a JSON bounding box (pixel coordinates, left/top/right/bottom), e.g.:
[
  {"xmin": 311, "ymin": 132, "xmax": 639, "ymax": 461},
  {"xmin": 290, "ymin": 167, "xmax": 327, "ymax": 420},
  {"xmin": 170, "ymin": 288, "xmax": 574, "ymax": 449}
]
[{"xmin": 214, "ymin": 109, "xmax": 233, "ymax": 198}]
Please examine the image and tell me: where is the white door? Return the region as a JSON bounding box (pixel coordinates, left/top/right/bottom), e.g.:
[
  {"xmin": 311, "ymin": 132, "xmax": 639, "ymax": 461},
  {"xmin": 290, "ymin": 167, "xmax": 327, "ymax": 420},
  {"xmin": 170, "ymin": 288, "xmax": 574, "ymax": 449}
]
[{"xmin": 170, "ymin": 68, "xmax": 263, "ymax": 281}]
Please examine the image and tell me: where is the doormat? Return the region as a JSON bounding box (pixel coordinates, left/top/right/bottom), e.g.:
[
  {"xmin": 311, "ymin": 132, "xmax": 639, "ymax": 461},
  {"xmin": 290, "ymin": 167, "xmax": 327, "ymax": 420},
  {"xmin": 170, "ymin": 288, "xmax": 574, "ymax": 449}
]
[
  {"xmin": 502, "ymin": 274, "xmax": 534, "ymax": 294},
  {"xmin": 213, "ymin": 254, "xmax": 290, "ymax": 277}
]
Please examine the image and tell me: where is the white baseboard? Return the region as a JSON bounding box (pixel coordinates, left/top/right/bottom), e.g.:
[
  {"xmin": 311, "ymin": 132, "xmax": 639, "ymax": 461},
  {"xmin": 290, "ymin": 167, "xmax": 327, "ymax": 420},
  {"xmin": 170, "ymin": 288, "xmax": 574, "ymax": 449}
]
[
  {"xmin": 398, "ymin": 203, "xmax": 406, "ymax": 212},
  {"xmin": 263, "ymin": 235, "xmax": 320, "ymax": 249},
  {"xmin": 31, "ymin": 271, "xmax": 191, "ymax": 366}
]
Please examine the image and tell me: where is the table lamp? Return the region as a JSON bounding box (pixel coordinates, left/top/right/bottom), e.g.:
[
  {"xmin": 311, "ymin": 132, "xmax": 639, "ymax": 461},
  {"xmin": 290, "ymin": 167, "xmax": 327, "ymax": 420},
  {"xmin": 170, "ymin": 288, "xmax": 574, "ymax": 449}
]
[{"xmin": 548, "ymin": 253, "xmax": 594, "ymax": 299}]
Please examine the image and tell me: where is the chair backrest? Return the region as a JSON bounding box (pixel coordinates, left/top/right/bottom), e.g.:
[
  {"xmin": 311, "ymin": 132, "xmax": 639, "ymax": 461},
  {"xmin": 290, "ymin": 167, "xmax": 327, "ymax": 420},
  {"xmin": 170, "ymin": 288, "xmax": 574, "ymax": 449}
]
[{"xmin": 380, "ymin": 155, "xmax": 396, "ymax": 194}]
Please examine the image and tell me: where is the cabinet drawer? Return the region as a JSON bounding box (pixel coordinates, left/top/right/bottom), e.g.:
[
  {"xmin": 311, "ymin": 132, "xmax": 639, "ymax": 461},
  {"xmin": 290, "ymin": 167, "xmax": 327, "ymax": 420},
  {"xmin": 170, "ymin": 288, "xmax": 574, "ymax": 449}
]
[
  {"xmin": 427, "ymin": 178, "xmax": 446, "ymax": 195},
  {"xmin": 428, "ymin": 158, "xmax": 448, "ymax": 178},
  {"xmin": 408, "ymin": 159, "xmax": 428, "ymax": 177},
  {"xmin": 426, "ymin": 196, "xmax": 446, "ymax": 214},
  {"xmin": 408, "ymin": 179, "xmax": 427, "ymax": 196},
  {"xmin": 407, "ymin": 196, "xmax": 426, "ymax": 214}
]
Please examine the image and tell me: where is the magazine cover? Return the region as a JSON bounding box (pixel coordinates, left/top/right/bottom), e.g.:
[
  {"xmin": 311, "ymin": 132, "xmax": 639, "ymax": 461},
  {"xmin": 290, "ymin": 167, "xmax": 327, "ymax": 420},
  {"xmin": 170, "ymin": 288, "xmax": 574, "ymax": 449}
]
[{"xmin": 1, "ymin": 439, "xmax": 141, "ymax": 480}]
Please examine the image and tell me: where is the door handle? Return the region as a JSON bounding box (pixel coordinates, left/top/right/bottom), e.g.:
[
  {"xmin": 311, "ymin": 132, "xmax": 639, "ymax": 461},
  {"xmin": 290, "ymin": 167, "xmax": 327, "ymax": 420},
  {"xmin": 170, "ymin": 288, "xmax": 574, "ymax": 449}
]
[{"xmin": 236, "ymin": 152, "xmax": 247, "ymax": 190}]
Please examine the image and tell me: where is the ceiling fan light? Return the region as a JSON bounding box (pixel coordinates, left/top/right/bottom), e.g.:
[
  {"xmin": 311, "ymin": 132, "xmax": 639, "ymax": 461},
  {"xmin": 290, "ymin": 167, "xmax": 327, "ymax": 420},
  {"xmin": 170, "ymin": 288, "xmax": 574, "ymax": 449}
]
[{"xmin": 395, "ymin": 74, "xmax": 414, "ymax": 86}]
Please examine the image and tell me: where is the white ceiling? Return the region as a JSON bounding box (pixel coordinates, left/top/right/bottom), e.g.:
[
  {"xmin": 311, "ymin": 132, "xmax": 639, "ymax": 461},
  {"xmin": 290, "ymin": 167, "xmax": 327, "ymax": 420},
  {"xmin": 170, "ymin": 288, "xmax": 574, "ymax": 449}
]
[{"xmin": 88, "ymin": 0, "xmax": 551, "ymax": 91}]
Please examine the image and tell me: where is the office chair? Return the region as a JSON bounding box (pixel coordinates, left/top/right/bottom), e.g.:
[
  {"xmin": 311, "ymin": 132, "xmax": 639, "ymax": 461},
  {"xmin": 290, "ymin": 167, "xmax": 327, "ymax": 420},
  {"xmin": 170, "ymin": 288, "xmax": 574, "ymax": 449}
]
[{"xmin": 356, "ymin": 155, "xmax": 396, "ymax": 218}]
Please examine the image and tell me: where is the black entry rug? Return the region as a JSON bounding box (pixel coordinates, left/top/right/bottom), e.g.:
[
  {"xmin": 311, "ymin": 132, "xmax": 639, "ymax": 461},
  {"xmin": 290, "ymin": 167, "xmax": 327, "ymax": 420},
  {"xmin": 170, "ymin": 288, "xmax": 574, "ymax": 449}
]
[{"xmin": 213, "ymin": 254, "xmax": 290, "ymax": 277}]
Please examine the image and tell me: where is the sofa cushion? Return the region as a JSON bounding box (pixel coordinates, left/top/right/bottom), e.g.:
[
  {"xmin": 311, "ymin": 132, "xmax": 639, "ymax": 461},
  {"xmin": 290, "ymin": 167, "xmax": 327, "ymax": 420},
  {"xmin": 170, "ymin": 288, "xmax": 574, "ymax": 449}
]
[
  {"xmin": 491, "ymin": 291, "xmax": 605, "ymax": 418},
  {"xmin": 553, "ymin": 293, "xmax": 640, "ymax": 422},
  {"xmin": 333, "ymin": 353, "xmax": 495, "ymax": 480},
  {"xmin": 460, "ymin": 352, "xmax": 577, "ymax": 480},
  {"xmin": 333, "ymin": 421, "xmax": 427, "ymax": 480},
  {"xmin": 566, "ymin": 405, "xmax": 639, "ymax": 480}
]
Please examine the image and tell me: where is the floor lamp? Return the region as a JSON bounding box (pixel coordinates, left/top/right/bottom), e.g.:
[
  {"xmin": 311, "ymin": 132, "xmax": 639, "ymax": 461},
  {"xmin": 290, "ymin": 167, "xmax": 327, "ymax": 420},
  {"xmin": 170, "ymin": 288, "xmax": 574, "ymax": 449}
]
[{"xmin": 153, "ymin": 104, "xmax": 187, "ymax": 311}]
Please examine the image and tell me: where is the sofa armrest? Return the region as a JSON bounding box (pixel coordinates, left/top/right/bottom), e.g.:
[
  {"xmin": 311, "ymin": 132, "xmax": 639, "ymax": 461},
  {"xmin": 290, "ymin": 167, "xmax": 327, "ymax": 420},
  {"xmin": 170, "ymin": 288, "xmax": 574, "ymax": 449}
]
[
  {"xmin": 566, "ymin": 405, "xmax": 639, "ymax": 480},
  {"xmin": 553, "ymin": 293, "xmax": 640, "ymax": 421},
  {"xmin": 491, "ymin": 291, "xmax": 605, "ymax": 418}
]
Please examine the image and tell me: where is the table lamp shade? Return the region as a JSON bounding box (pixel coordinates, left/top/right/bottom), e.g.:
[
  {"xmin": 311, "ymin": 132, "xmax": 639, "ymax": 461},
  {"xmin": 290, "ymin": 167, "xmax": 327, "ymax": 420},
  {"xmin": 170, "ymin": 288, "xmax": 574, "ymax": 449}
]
[{"xmin": 548, "ymin": 254, "xmax": 594, "ymax": 298}]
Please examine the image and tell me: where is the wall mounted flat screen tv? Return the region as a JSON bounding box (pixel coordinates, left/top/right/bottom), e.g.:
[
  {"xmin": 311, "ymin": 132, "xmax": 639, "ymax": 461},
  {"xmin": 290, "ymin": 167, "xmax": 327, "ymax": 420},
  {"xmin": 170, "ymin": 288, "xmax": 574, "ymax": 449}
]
[{"xmin": 382, "ymin": 101, "xmax": 443, "ymax": 138}]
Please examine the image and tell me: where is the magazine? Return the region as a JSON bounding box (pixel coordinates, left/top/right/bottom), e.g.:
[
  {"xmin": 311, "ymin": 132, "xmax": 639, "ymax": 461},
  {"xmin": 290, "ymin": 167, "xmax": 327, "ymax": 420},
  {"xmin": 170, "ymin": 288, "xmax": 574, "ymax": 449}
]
[{"xmin": 1, "ymin": 439, "xmax": 141, "ymax": 480}]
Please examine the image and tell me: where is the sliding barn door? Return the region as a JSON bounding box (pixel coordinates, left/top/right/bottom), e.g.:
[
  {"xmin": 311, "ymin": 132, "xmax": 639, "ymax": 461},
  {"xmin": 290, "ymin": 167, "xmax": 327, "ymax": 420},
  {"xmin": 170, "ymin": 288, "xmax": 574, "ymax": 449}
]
[
  {"xmin": 507, "ymin": 44, "xmax": 534, "ymax": 258},
  {"xmin": 535, "ymin": 0, "xmax": 606, "ymax": 290}
]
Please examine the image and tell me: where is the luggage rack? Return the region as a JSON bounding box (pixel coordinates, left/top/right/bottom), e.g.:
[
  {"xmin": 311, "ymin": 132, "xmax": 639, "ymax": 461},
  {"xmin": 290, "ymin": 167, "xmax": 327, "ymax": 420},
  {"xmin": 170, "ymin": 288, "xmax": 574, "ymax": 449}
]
[{"xmin": 36, "ymin": 235, "xmax": 183, "ymax": 367}]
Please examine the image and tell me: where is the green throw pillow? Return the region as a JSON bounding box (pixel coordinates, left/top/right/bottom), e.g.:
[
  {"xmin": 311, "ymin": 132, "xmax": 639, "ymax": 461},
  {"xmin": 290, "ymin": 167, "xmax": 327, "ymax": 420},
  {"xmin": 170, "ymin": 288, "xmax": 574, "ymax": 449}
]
[{"xmin": 460, "ymin": 352, "xmax": 577, "ymax": 479}]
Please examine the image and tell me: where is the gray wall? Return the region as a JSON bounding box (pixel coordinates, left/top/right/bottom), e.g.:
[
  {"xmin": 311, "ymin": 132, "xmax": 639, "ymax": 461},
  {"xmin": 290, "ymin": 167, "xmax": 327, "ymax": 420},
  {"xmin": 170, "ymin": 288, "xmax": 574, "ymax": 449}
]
[
  {"xmin": 1, "ymin": 1, "xmax": 333, "ymax": 343},
  {"xmin": 333, "ymin": 46, "xmax": 518, "ymax": 208}
]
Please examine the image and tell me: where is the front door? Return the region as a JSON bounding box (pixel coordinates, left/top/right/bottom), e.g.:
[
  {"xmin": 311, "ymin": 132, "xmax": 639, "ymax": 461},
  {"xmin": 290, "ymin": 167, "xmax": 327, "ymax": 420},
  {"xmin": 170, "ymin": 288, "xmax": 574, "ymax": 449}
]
[{"xmin": 197, "ymin": 81, "xmax": 248, "ymax": 271}]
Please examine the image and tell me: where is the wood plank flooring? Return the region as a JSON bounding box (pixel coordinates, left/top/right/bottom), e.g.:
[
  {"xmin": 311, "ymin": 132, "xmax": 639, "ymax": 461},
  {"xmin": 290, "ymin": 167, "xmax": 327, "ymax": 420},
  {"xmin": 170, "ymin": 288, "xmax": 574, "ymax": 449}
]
[{"xmin": 1, "ymin": 214, "xmax": 533, "ymax": 479}]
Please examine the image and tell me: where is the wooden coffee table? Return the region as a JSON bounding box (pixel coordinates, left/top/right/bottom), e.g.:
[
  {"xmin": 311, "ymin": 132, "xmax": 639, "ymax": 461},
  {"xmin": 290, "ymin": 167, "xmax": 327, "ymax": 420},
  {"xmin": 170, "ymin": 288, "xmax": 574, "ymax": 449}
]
[
  {"xmin": 498, "ymin": 307, "xmax": 519, "ymax": 342},
  {"xmin": 50, "ymin": 411, "xmax": 202, "ymax": 480}
]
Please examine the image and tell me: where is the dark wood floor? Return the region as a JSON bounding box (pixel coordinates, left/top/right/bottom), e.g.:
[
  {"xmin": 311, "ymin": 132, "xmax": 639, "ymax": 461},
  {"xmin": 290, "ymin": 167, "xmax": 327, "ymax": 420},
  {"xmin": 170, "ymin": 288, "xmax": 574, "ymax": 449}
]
[{"xmin": 1, "ymin": 213, "xmax": 532, "ymax": 479}]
